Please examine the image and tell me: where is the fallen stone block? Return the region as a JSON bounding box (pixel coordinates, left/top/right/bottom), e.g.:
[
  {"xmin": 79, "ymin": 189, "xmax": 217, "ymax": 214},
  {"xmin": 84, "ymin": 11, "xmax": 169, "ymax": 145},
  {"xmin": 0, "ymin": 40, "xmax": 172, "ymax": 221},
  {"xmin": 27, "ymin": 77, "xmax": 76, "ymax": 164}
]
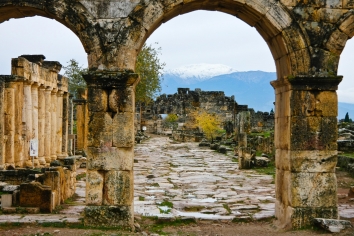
[
  {"xmin": 2, "ymin": 207, "xmax": 16, "ymax": 213},
  {"xmin": 313, "ymin": 218, "xmax": 353, "ymax": 233}
]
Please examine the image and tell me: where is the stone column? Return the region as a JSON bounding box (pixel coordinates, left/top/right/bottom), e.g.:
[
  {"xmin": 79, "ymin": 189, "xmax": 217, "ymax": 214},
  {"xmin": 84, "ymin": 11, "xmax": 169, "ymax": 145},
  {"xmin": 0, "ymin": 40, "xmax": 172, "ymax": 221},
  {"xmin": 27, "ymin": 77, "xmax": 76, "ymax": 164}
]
[
  {"xmin": 51, "ymin": 88, "xmax": 58, "ymax": 161},
  {"xmin": 83, "ymin": 71, "xmax": 139, "ymax": 228},
  {"xmin": 68, "ymin": 95, "xmax": 74, "ymax": 156},
  {"xmin": 4, "ymin": 87, "xmax": 15, "ymax": 166},
  {"xmin": 61, "ymin": 92, "xmax": 69, "ymax": 157},
  {"xmin": 38, "ymin": 85, "xmax": 46, "ymax": 165},
  {"xmin": 56, "ymin": 90, "xmax": 64, "ymax": 159},
  {"xmin": 31, "ymin": 82, "xmax": 39, "ymax": 166},
  {"xmin": 0, "ymin": 77, "xmax": 4, "ymax": 168},
  {"xmin": 271, "ymin": 76, "xmax": 342, "ymax": 229},
  {"xmin": 8, "ymin": 80, "xmax": 24, "ymax": 167},
  {"xmin": 76, "ymin": 88, "xmax": 88, "ymax": 154},
  {"xmin": 23, "ymin": 81, "xmax": 33, "ymax": 165},
  {"xmin": 44, "ymin": 87, "xmax": 52, "ymax": 163}
]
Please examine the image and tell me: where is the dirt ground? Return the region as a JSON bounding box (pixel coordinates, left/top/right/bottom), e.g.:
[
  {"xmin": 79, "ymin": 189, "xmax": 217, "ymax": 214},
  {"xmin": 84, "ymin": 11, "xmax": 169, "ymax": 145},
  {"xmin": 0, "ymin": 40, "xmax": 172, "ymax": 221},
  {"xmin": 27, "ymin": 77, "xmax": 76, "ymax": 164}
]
[{"xmin": 0, "ymin": 219, "xmax": 353, "ymax": 236}]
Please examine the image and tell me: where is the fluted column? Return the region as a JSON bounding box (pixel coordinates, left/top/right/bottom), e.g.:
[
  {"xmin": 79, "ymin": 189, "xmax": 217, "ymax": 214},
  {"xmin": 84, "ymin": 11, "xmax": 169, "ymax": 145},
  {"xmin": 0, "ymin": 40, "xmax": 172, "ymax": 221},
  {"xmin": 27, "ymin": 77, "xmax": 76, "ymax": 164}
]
[
  {"xmin": 68, "ymin": 94, "xmax": 74, "ymax": 156},
  {"xmin": 51, "ymin": 88, "xmax": 58, "ymax": 161},
  {"xmin": 61, "ymin": 92, "xmax": 69, "ymax": 157},
  {"xmin": 0, "ymin": 77, "xmax": 4, "ymax": 168},
  {"xmin": 4, "ymin": 87, "xmax": 15, "ymax": 166},
  {"xmin": 38, "ymin": 85, "xmax": 46, "ymax": 165},
  {"xmin": 44, "ymin": 87, "xmax": 52, "ymax": 163},
  {"xmin": 56, "ymin": 90, "xmax": 64, "ymax": 159},
  {"xmin": 31, "ymin": 82, "xmax": 39, "ymax": 166},
  {"xmin": 23, "ymin": 81, "xmax": 33, "ymax": 165}
]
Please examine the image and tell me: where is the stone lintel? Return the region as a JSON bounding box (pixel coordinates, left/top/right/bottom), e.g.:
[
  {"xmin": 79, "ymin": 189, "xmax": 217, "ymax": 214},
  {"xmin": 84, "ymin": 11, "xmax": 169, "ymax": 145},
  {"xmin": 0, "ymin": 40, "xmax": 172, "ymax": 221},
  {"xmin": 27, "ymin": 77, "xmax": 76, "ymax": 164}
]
[
  {"xmin": 83, "ymin": 71, "xmax": 139, "ymax": 88},
  {"xmin": 0, "ymin": 75, "xmax": 23, "ymax": 83},
  {"xmin": 271, "ymin": 76, "xmax": 343, "ymax": 91},
  {"xmin": 42, "ymin": 61, "xmax": 62, "ymax": 72},
  {"xmin": 84, "ymin": 205, "xmax": 134, "ymax": 229},
  {"xmin": 19, "ymin": 55, "xmax": 46, "ymax": 65}
]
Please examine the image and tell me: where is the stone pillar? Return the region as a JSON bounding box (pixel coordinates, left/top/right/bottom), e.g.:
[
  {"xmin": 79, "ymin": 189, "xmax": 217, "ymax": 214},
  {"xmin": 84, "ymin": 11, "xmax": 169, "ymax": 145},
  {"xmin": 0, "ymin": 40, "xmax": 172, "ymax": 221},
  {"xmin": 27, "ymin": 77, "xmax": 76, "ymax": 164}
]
[
  {"xmin": 76, "ymin": 89, "xmax": 88, "ymax": 154},
  {"xmin": 0, "ymin": 77, "xmax": 4, "ymax": 168},
  {"xmin": 271, "ymin": 76, "xmax": 342, "ymax": 229},
  {"xmin": 44, "ymin": 87, "xmax": 52, "ymax": 163},
  {"xmin": 38, "ymin": 85, "xmax": 46, "ymax": 165},
  {"xmin": 4, "ymin": 87, "xmax": 15, "ymax": 166},
  {"xmin": 83, "ymin": 71, "xmax": 139, "ymax": 229},
  {"xmin": 68, "ymin": 95, "xmax": 74, "ymax": 156},
  {"xmin": 61, "ymin": 92, "xmax": 69, "ymax": 157},
  {"xmin": 31, "ymin": 82, "xmax": 39, "ymax": 166},
  {"xmin": 23, "ymin": 81, "xmax": 33, "ymax": 164},
  {"xmin": 51, "ymin": 89, "xmax": 58, "ymax": 161},
  {"xmin": 8, "ymin": 80, "xmax": 24, "ymax": 167},
  {"xmin": 56, "ymin": 90, "xmax": 64, "ymax": 159}
]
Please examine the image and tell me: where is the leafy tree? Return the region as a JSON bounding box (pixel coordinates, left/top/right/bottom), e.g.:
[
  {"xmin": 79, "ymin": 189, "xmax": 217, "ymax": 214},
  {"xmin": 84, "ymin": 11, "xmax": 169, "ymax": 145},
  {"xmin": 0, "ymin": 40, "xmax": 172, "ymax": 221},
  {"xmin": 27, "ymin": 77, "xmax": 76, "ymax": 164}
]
[
  {"xmin": 189, "ymin": 109, "xmax": 222, "ymax": 141},
  {"xmin": 135, "ymin": 43, "xmax": 165, "ymax": 104},
  {"xmin": 63, "ymin": 59, "xmax": 87, "ymax": 98},
  {"xmin": 163, "ymin": 114, "xmax": 178, "ymax": 130}
]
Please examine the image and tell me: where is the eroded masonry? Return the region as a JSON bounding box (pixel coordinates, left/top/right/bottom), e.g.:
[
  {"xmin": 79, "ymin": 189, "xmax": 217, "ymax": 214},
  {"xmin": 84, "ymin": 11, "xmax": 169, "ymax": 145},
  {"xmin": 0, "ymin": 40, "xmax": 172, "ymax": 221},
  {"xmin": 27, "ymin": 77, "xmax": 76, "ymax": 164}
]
[
  {"xmin": 0, "ymin": 0, "xmax": 352, "ymax": 230},
  {"xmin": 0, "ymin": 55, "xmax": 69, "ymax": 168}
]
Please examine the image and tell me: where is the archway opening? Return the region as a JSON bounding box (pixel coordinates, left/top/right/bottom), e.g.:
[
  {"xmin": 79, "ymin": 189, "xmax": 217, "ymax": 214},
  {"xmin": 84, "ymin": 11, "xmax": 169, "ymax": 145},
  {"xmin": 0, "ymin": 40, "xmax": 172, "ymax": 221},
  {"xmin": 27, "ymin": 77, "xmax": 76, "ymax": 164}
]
[{"xmin": 134, "ymin": 9, "xmax": 277, "ymax": 221}]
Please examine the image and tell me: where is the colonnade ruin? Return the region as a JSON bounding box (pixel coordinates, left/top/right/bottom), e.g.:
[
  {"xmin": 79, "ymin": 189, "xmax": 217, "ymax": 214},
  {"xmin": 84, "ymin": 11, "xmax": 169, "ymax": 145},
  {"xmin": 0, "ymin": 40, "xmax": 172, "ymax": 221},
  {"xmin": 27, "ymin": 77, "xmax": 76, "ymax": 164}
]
[
  {"xmin": 0, "ymin": 55, "xmax": 69, "ymax": 168},
  {"xmin": 1, "ymin": 0, "xmax": 354, "ymax": 230}
]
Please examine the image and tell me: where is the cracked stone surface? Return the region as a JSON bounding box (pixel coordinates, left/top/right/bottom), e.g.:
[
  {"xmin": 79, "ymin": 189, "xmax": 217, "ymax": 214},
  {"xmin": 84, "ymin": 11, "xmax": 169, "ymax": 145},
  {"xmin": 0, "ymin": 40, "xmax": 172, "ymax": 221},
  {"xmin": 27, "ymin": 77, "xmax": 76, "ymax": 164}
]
[{"xmin": 133, "ymin": 136, "xmax": 275, "ymax": 220}]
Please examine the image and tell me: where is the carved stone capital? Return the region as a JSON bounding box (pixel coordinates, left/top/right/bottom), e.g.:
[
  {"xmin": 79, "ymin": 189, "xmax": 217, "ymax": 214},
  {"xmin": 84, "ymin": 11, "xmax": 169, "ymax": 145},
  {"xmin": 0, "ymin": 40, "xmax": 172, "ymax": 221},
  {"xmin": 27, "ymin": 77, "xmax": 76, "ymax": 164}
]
[
  {"xmin": 271, "ymin": 76, "xmax": 343, "ymax": 91},
  {"xmin": 83, "ymin": 71, "xmax": 140, "ymax": 88}
]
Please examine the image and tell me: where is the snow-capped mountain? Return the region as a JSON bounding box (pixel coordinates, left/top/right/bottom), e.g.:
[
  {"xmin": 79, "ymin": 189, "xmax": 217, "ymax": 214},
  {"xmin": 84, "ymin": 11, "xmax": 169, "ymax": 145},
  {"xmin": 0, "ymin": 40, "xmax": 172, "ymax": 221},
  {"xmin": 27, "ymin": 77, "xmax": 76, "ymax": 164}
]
[
  {"xmin": 160, "ymin": 63, "xmax": 354, "ymax": 118},
  {"xmin": 165, "ymin": 63, "xmax": 238, "ymax": 82}
]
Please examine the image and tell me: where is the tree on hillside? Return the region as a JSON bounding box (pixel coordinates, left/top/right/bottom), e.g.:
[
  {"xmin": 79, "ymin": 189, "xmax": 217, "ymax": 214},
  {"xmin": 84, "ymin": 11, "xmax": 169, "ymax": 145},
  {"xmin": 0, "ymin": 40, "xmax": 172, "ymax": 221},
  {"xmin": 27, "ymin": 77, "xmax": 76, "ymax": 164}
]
[
  {"xmin": 345, "ymin": 112, "xmax": 350, "ymax": 122},
  {"xmin": 135, "ymin": 43, "xmax": 165, "ymax": 104},
  {"xmin": 63, "ymin": 59, "xmax": 87, "ymax": 98},
  {"xmin": 163, "ymin": 114, "xmax": 179, "ymax": 130}
]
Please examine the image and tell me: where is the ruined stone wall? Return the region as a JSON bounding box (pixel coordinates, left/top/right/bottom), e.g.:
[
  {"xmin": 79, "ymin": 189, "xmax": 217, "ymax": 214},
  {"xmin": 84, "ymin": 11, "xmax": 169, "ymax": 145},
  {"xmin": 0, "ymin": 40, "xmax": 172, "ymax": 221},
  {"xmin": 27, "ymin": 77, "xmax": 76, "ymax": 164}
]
[
  {"xmin": 0, "ymin": 55, "xmax": 69, "ymax": 169},
  {"xmin": 137, "ymin": 88, "xmax": 237, "ymax": 134}
]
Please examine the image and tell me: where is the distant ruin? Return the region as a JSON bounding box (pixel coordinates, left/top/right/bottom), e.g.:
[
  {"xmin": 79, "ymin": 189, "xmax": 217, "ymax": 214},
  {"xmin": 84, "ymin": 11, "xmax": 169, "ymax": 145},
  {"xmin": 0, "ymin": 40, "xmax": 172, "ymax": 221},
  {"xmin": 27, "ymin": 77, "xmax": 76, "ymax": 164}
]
[{"xmin": 136, "ymin": 88, "xmax": 274, "ymax": 138}]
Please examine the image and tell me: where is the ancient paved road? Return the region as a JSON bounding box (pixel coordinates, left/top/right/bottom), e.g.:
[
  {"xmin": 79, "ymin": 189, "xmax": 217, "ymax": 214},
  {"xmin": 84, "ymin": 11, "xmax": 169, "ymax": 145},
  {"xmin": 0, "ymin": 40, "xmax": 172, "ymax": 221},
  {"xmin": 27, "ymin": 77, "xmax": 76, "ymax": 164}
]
[{"xmin": 134, "ymin": 136, "xmax": 275, "ymax": 221}]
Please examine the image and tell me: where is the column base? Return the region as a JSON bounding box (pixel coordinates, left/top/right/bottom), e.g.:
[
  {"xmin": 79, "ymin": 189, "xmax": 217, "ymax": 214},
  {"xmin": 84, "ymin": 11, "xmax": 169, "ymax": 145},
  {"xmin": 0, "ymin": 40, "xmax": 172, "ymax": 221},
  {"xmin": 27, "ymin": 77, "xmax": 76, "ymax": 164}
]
[
  {"xmin": 50, "ymin": 155, "xmax": 57, "ymax": 161},
  {"xmin": 275, "ymin": 201, "xmax": 338, "ymax": 229},
  {"xmin": 57, "ymin": 153, "xmax": 68, "ymax": 160},
  {"xmin": 84, "ymin": 206, "xmax": 134, "ymax": 229},
  {"xmin": 38, "ymin": 156, "xmax": 46, "ymax": 165}
]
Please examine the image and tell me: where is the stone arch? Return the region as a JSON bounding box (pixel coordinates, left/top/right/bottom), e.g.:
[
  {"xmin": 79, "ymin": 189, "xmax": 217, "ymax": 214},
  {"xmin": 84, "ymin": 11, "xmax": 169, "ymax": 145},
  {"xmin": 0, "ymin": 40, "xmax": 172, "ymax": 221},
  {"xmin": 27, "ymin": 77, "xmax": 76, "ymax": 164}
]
[
  {"xmin": 0, "ymin": 1, "xmax": 102, "ymax": 69},
  {"xmin": 118, "ymin": 0, "xmax": 311, "ymax": 80}
]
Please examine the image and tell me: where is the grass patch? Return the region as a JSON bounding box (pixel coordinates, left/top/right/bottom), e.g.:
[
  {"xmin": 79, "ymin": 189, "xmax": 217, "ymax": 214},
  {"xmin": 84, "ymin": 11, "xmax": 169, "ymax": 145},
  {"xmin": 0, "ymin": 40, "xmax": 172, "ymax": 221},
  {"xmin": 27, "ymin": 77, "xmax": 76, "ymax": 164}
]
[
  {"xmin": 151, "ymin": 183, "xmax": 160, "ymax": 187},
  {"xmin": 158, "ymin": 200, "xmax": 173, "ymax": 214},
  {"xmin": 139, "ymin": 196, "xmax": 145, "ymax": 201},
  {"xmin": 143, "ymin": 216, "xmax": 196, "ymax": 235},
  {"xmin": 223, "ymin": 204, "xmax": 231, "ymax": 215},
  {"xmin": 76, "ymin": 172, "xmax": 86, "ymax": 181},
  {"xmin": 253, "ymin": 161, "xmax": 276, "ymax": 179}
]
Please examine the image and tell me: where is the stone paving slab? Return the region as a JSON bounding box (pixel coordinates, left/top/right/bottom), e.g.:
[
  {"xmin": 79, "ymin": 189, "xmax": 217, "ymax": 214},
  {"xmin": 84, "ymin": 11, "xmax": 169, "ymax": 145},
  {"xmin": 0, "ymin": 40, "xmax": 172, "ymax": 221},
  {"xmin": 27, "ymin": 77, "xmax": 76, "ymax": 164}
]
[{"xmin": 133, "ymin": 136, "xmax": 276, "ymax": 221}]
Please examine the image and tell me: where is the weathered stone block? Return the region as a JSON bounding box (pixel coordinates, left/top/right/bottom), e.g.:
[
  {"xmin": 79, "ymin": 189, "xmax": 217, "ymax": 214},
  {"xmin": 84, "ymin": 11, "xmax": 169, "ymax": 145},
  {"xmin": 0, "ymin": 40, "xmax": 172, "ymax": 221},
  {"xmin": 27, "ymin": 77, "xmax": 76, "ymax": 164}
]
[
  {"xmin": 108, "ymin": 87, "xmax": 135, "ymax": 113},
  {"xmin": 86, "ymin": 170, "xmax": 104, "ymax": 206},
  {"xmin": 1, "ymin": 194, "xmax": 12, "ymax": 208},
  {"xmin": 84, "ymin": 205, "xmax": 134, "ymax": 228},
  {"xmin": 87, "ymin": 147, "xmax": 133, "ymax": 171},
  {"xmin": 87, "ymin": 112, "xmax": 113, "ymax": 147},
  {"xmin": 43, "ymin": 170, "xmax": 61, "ymax": 206},
  {"xmin": 289, "ymin": 150, "xmax": 337, "ymax": 173},
  {"xmin": 103, "ymin": 170, "xmax": 133, "ymax": 205},
  {"xmin": 112, "ymin": 112, "xmax": 134, "ymax": 147},
  {"xmin": 291, "ymin": 116, "xmax": 337, "ymax": 150},
  {"xmin": 291, "ymin": 172, "xmax": 337, "ymax": 208},
  {"xmin": 87, "ymin": 88, "xmax": 108, "ymax": 112},
  {"xmin": 291, "ymin": 207, "xmax": 338, "ymax": 229},
  {"xmin": 19, "ymin": 182, "xmax": 53, "ymax": 212},
  {"xmin": 274, "ymin": 116, "xmax": 290, "ymax": 150}
]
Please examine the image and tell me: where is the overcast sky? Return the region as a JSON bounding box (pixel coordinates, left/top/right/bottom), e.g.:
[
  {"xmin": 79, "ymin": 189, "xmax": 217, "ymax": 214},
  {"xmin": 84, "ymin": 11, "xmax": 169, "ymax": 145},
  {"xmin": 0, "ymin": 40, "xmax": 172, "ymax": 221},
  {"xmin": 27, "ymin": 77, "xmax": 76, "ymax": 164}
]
[{"xmin": 0, "ymin": 10, "xmax": 353, "ymax": 103}]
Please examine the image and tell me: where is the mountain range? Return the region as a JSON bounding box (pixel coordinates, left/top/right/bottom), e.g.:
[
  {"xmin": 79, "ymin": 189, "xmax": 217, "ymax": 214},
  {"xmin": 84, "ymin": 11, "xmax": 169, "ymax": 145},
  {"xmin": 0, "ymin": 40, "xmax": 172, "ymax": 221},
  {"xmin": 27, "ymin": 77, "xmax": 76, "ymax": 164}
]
[{"xmin": 159, "ymin": 64, "xmax": 353, "ymax": 119}]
